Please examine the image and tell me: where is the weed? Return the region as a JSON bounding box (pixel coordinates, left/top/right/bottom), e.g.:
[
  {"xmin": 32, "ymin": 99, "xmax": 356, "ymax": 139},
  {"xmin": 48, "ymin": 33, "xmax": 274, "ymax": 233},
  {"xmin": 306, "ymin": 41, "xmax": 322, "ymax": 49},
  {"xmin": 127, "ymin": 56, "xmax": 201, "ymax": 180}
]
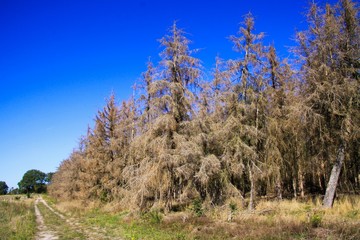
[
  {"xmin": 346, "ymin": 209, "xmax": 359, "ymax": 219},
  {"xmin": 229, "ymin": 202, "xmax": 237, "ymax": 214},
  {"xmin": 141, "ymin": 210, "xmax": 163, "ymax": 224},
  {"xmin": 148, "ymin": 210, "xmax": 163, "ymax": 224},
  {"xmin": 192, "ymin": 198, "xmax": 203, "ymax": 217},
  {"xmin": 227, "ymin": 202, "xmax": 238, "ymax": 221},
  {"xmin": 100, "ymin": 191, "xmax": 109, "ymax": 203},
  {"xmin": 310, "ymin": 213, "xmax": 322, "ymax": 228},
  {"xmin": 175, "ymin": 232, "xmax": 186, "ymax": 239}
]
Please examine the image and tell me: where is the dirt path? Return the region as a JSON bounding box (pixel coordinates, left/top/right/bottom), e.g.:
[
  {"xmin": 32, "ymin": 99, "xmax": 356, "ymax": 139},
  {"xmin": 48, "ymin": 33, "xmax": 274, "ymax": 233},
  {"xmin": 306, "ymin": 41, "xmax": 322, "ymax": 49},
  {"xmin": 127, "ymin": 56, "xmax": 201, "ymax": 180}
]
[
  {"xmin": 35, "ymin": 196, "xmax": 118, "ymax": 240},
  {"xmin": 34, "ymin": 198, "xmax": 59, "ymax": 240}
]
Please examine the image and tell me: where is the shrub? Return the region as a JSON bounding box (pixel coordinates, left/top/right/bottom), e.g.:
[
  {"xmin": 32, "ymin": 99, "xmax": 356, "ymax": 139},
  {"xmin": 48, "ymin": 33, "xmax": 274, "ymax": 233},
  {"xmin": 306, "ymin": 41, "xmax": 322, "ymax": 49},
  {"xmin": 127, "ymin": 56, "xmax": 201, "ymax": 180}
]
[
  {"xmin": 346, "ymin": 210, "xmax": 359, "ymax": 219},
  {"xmin": 229, "ymin": 202, "xmax": 237, "ymax": 213},
  {"xmin": 142, "ymin": 210, "xmax": 163, "ymax": 224},
  {"xmin": 310, "ymin": 213, "xmax": 322, "ymax": 228},
  {"xmin": 192, "ymin": 198, "xmax": 203, "ymax": 217}
]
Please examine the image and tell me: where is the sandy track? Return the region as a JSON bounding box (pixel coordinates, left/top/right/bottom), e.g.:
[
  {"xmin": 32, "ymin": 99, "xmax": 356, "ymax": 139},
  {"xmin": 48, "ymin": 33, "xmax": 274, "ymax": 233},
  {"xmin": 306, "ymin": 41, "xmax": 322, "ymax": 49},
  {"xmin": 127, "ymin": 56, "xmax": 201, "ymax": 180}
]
[
  {"xmin": 35, "ymin": 196, "xmax": 120, "ymax": 240},
  {"xmin": 34, "ymin": 198, "xmax": 59, "ymax": 240}
]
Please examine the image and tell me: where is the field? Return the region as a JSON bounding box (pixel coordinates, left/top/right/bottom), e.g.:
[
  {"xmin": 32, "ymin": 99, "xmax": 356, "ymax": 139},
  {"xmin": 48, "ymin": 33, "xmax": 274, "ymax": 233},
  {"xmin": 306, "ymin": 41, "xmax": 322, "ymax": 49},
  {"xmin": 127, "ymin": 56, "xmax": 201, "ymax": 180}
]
[
  {"xmin": 0, "ymin": 195, "xmax": 36, "ymax": 240},
  {"xmin": 1, "ymin": 194, "xmax": 360, "ymax": 239}
]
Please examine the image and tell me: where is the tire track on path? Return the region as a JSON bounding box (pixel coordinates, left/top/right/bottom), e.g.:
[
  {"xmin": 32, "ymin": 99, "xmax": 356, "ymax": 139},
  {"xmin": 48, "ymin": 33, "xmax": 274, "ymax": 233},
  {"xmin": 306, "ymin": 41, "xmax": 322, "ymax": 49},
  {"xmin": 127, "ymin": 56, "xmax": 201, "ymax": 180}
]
[
  {"xmin": 36, "ymin": 196, "xmax": 120, "ymax": 240},
  {"xmin": 34, "ymin": 198, "xmax": 59, "ymax": 240}
]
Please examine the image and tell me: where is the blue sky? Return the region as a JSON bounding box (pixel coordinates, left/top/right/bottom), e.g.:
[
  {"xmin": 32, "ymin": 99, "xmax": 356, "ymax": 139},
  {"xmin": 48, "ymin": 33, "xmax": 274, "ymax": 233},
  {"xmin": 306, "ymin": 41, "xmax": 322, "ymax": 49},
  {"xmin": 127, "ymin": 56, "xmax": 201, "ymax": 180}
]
[{"xmin": 0, "ymin": 0, "xmax": 337, "ymax": 189}]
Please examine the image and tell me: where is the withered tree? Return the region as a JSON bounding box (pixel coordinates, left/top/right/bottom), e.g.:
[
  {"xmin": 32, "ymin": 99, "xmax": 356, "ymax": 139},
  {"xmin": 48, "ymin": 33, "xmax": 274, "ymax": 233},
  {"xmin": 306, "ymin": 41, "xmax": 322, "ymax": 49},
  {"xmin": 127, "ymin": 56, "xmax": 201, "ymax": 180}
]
[
  {"xmin": 127, "ymin": 22, "xmax": 203, "ymax": 211},
  {"xmin": 221, "ymin": 13, "xmax": 268, "ymax": 210},
  {"xmin": 48, "ymin": 0, "xmax": 359, "ymax": 211},
  {"xmin": 296, "ymin": 0, "xmax": 359, "ymax": 207},
  {"xmin": 81, "ymin": 94, "xmax": 121, "ymax": 202}
]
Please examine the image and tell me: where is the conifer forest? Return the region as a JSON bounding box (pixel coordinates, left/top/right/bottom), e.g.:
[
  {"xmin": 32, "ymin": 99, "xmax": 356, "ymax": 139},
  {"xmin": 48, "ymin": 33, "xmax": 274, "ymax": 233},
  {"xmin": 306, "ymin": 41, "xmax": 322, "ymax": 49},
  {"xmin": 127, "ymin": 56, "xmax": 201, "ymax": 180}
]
[{"xmin": 49, "ymin": 0, "xmax": 360, "ymax": 211}]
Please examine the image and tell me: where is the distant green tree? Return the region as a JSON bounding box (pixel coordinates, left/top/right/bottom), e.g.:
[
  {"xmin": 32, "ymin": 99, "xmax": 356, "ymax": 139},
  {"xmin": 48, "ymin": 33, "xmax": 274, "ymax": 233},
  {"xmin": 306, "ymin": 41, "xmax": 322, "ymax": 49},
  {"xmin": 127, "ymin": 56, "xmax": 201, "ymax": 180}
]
[
  {"xmin": 18, "ymin": 169, "xmax": 47, "ymax": 194},
  {"xmin": 0, "ymin": 181, "xmax": 8, "ymax": 195},
  {"xmin": 7, "ymin": 187, "xmax": 20, "ymax": 195},
  {"xmin": 45, "ymin": 172, "xmax": 55, "ymax": 184}
]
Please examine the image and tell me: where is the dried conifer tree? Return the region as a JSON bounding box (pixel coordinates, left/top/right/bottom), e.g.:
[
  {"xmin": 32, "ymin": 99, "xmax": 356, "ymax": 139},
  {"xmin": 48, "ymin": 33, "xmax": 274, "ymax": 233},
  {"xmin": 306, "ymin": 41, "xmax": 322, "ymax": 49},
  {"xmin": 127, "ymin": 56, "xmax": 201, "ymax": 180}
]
[
  {"xmin": 221, "ymin": 13, "xmax": 268, "ymax": 210},
  {"xmin": 207, "ymin": 14, "xmax": 266, "ymax": 210},
  {"xmin": 49, "ymin": 0, "xmax": 359, "ymax": 212},
  {"xmin": 212, "ymin": 56, "xmax": 233, "ymax": 123},
  {"xmin": 202, "ymin": 56, "xmax": 245, "ymax": 203},
  {"xmin": 108, "ymin": 99, "xmax": 137, "ymax": 200},
  {"xmin": 136, "ymin": 59, "xmax": 156, "ymax": 132},
  {"xmin": 296, "ymin": 0, "xmax": 359, "ymax": 207},
  {"xmin": 191, "ymin": 69, "xmax": 227, "ymax": 204},
  {"xmin": 48, "ymin": 139, "xmax": 87, "ymax": 201},
  {"xmin": 263, "ymin": 45, "xmax": 296, "ymax": 200},
  {"xmin": 82, "ymin": 94, "xmax": 121, "ymax": 202},
  {"xmin": 126, "ymin": 22, "xmax": 202, "ymax": 211}
]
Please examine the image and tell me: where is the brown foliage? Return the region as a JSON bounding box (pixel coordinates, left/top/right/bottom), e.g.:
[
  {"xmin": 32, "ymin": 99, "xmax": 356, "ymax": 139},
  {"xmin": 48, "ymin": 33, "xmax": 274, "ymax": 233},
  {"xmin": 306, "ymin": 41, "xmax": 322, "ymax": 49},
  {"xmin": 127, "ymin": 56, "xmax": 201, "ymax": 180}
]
[{"xmin": 49, "ymin": 0, "xmax": 360, "ymax": 212}]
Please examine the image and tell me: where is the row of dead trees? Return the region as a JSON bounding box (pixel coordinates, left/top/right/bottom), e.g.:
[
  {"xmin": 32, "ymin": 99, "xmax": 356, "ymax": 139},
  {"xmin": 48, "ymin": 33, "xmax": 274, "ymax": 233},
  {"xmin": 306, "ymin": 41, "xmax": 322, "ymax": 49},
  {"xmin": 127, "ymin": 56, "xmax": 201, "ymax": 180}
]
[{"xmin": 49, "ymin": 0, "xmax": 360, "ymax": 211}]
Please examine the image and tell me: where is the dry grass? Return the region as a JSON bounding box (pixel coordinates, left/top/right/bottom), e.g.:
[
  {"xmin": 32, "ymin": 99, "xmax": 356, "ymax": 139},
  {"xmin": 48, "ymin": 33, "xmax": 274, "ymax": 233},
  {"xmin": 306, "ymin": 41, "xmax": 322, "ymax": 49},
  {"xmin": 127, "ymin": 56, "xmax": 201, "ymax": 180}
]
[
  {"xmin": 165, "ymin": 196, "xmax": 360, "ymax": 239},
  {"xmin": 54, "ymin": 200, "xmax": 89, "ymax": 217}
]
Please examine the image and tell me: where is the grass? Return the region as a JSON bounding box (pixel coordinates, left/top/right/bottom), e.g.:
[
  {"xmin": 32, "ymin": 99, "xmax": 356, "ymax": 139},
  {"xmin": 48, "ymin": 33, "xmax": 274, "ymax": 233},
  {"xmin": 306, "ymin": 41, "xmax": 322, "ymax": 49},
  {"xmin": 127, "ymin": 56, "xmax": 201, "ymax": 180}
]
[
  {"xmin": 82, "ymin": 210, "xmax": 190, "ymax": 240},
  {"xmin": 44, "ymin": 194, "xmax": 360, "ymax": 240},
  {"xmin": 0, "ymin": 195, "xmax": 36, "ymax": 240}
]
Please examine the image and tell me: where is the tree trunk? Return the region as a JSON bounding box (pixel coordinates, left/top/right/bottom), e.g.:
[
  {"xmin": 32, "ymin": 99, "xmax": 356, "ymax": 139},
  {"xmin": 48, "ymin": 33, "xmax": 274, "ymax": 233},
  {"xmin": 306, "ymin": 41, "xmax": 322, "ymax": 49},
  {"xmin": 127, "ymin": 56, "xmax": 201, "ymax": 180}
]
[
  {"xmin": 292, "ymin": 177, "xmax": 297, "ymax": 198},
  {"xmin": 323, "ymin": 142, "xmax": 345, "ymax": 208},
  {"xmin": 248, "ymin": 162, "xmax": 255, "ymax": 211},
  {"xmin": 276, "ymin": 174, "xmax": 282, "ymax": 200},
  {"xmin": 298, "ymin": 168, "xmax": 305, "ymax": 198}
]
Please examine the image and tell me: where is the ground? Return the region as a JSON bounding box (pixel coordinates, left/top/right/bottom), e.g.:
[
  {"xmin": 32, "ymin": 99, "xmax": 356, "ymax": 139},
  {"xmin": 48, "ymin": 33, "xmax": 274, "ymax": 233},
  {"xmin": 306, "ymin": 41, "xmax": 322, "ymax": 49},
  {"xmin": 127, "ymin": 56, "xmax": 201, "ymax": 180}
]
[{"xmin": 1, "ymin": 194, "xmax": 360, "ymax": 239}]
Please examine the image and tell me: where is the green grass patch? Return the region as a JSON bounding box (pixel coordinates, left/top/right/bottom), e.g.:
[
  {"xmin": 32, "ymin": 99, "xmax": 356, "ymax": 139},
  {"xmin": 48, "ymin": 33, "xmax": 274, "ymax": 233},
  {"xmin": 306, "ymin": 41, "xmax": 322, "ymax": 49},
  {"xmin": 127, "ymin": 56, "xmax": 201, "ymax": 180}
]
[
  {"xmin": 121, "ymin": 220, "xmax": 189, "ymax": 240},
  {"xmin": 81, "ymin": 210, "xmax": 190, "ymax": 240},
  {"xmin": 0, "ymin": 199, "xmax": 36, "ymax": 240},
  {"xmin": 41, "ymin": 194, "xmax": 57, "ymax": 205},
  {"xmin": 85, "ymin": 209, "xmax": 123, "ymax": 228}
]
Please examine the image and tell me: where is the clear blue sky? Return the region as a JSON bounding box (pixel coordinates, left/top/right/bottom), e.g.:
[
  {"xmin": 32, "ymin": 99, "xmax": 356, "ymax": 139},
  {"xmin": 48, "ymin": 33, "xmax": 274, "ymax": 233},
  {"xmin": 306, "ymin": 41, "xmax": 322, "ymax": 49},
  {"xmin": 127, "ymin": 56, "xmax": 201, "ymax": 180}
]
[{"xmin": 0, "ymin": 0, "xmax": 336, "ymax": 189}]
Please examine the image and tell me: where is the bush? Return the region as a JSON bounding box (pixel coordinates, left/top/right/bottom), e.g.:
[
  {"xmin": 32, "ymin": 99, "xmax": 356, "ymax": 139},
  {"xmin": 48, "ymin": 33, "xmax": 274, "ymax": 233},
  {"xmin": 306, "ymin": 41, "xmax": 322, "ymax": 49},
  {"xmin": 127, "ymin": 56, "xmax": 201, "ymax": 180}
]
[
  {"xmin": 142, "ymin": 210, "xmax": 163, "ymax": 224},
  {"xmin": 229, "ymin": 202, "xmax": 237, "ymax": 213},
  {"xmin": 346, "ymin": 210, "xmax": 359, "ymax": 219},
  {"xmin": 228, "ymin": 202, "xmax": 238, "ymax": 221},
  {"xmin": 192, "ymin": 198, "xmax": 203, "ymax": 217},
  {"xmin": 150, "ymin": 210, "xmax": 163, "ymax": 224},
  {"xmin": 100, "ymin": 191, "xmax": 109, "ymax": 203},
  {"xmin": 310, "ymin": 213, "xmax": 322, "ymax": 228}
]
